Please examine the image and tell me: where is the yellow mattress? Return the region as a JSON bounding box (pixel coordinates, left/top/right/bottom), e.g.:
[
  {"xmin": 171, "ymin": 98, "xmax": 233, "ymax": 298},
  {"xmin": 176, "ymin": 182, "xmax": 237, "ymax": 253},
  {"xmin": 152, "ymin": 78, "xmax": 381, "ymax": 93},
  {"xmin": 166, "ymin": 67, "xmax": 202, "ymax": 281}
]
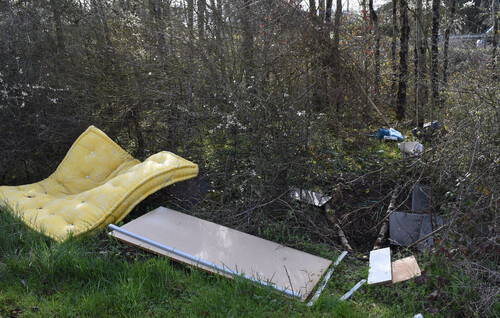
[{"xmin": 0, "ymin": 126, "xmax": 198, "ymax": 241}]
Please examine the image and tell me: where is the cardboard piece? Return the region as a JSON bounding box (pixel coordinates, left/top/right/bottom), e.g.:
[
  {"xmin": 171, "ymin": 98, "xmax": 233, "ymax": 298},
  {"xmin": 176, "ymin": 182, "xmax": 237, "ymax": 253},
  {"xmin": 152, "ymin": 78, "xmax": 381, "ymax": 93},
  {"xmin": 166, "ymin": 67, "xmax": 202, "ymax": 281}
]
[
  {"xmin": 368, "ymin": 247, "xmax": 392, "ymax": 285},
  {"xmin": 392, "ymin": 256, "xmax": 421, "ymax": 283},
  {"xmin": 110, "ymin": 207, "xmax": 332, "ymax": 301},
  {"xmin": 289, "ymin": 188, "xmax": 331, "ymax": 207},
  {"xmin": 389, "ymin": 211, "xmax": 443, "ymax": 250}
]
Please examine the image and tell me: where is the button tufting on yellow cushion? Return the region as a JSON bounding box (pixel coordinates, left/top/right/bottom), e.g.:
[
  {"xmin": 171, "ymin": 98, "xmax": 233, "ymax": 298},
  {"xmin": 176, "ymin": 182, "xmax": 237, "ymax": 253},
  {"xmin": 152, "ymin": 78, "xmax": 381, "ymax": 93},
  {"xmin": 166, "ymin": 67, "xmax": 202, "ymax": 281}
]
[{"xmin": 0, "ymin": 125, "xmax": 198, "ymax": 242}]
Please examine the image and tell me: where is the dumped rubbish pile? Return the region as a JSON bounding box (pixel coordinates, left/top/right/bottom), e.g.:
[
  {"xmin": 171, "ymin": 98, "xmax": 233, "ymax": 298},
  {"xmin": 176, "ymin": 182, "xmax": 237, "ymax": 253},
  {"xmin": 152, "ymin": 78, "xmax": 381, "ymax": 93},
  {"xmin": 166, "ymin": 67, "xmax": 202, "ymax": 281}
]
[
  {"xmin": 0, "ymin": 125, "xmax": 446, "ymax": 310},
  {"xmin": 288, "ymin": 181, "xmax": 442, "ymax": 304}
]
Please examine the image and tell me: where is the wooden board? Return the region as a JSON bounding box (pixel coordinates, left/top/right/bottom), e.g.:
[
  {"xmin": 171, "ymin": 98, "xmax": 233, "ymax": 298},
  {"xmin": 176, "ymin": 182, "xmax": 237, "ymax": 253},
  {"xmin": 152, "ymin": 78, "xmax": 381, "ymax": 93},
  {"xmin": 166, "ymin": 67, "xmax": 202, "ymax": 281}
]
[
  {"xmin": 367, "ymin": 247, "xmax": 392, "ymax": 285},
  {"xmin": 391, "ymin": 256, "xmax": 421, "ymax": 283},
  {"xmin": 110, "ymin": 207, "xmax": 332, "ymax": 301}
]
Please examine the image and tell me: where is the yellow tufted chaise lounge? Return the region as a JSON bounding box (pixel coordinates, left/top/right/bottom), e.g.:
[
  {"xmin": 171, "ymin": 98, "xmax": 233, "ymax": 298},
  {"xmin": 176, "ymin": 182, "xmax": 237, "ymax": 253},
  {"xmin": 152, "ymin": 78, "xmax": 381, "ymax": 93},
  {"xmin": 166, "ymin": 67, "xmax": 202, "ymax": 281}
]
[{"xmin": 0, "ymin": 126, "xmax": 199, "ymax": 242}]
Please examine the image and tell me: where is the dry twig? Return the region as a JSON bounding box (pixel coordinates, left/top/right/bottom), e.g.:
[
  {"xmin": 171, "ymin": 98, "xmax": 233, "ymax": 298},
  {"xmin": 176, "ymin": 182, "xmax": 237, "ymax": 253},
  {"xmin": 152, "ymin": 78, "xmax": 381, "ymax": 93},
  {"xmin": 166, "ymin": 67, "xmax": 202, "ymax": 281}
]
[
  {"xmin": 373, "ymin": 183, "xmax": 401, "ymax": 250},
  {"xmin": 324, "ymin": 202, "xmax": 355, "ymax": 254}
]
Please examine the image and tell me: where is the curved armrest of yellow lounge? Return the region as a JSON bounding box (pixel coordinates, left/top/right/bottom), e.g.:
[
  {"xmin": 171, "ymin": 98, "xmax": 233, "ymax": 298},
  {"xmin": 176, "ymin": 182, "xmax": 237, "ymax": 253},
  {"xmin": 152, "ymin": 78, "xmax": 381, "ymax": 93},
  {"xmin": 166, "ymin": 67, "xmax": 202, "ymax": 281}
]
[{"xmin": 0, "ymin": 126, "xmax": 198, "ymax": 242}]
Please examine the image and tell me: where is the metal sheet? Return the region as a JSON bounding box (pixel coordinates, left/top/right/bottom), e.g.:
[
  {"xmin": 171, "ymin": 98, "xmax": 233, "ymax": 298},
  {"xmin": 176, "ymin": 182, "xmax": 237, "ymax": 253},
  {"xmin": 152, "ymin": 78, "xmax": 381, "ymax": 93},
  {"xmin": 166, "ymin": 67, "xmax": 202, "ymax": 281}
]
[
  {"xmin": 289, "ymin": 188, "xmax": 331, "ymax": 207},
  {"xmin": 110, "ymin": 207, "xmax": 332, "ymax": 301}
]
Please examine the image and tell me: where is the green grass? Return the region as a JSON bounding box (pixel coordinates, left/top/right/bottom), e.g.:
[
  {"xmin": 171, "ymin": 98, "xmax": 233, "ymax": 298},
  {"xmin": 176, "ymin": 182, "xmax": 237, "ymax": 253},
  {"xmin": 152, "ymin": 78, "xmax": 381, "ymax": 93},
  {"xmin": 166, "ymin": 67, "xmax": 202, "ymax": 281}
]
[
  {"xmin": 0, "ymin": 203, "xmax": 489, "ymax": 317},
  {"xmin": 0, "ymin": 203, "xmax": 365, "ymax": 317}
]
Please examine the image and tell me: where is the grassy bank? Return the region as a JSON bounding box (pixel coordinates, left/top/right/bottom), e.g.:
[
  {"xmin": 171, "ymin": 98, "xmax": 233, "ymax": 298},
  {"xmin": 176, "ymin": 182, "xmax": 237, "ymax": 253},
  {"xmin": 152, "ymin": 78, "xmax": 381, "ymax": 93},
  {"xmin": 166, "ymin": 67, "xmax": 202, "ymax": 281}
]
[
  {"xmin": 0, "ymin": 204, "xmax": 360, "ymax": 317},
  {"xmin": 2, "ymin": 202, "xmax": 494, "ymax": 317}
]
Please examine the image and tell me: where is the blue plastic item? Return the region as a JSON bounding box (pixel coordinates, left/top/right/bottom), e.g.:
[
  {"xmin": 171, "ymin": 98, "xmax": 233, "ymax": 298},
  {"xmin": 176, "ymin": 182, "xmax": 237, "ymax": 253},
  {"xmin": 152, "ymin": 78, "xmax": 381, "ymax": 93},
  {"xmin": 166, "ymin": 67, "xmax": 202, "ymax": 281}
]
[
  {"xmin": 374, "ymin": 128, "xmax": 390, "ymax": 140},
  {"xmin": 389, "ymin": 128, "xmax": 404, "ymax": 141},
  {"xmin": 374, "ymin": 127, "xmax": 404, "ymax": 141}
]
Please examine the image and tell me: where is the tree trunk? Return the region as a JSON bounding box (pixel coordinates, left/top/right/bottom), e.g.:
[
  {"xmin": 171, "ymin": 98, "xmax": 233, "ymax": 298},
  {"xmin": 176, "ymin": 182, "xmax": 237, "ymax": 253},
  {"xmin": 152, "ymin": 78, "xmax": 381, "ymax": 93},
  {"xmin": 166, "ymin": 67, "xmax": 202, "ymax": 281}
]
[
  {"xmin": 50, "ymin": 0, "xmax": 66, "ymax": 53},
  {"xmin": 326, "ymin": 0, "xmax": 333, "ymax": 22},
  {"xmin": 0, "ymin": 0, "xmax": 8, "ymax": 12},
  {"xmin": 391, "ymin": 0, "xmax": 398, "ymax": 109},
  {"xmin": 430, "ymin": 0, "xmax": 440, "ymax": 115},
  {"xmin": 318, "ymin": 0, "xmax": 325, "ymax": 20},
  {"xmin": 92, "ymin": 0, "xmax": 115, "ymax": 70},
  {"xmin": 442, "ymin": 0, "xmax": 456, "ymax": 88},
  {"xmin": 396, "ymin": 0, "xmax": 409, "ymax": 121},
  {"xmin": 210, "ymin": 0, "xmax": 223, "ymax": 42},
  {"xmin": 491, "ymin": 0, "xmax": 499, "ymax": 77},
  {"xmin": 197, "ymin": 0, "xmax": 206, "ymax": 39},
  {"xmin": 333, "ymin": 0, "xmax": 342, "ymax": 54},
  {"xmin": 327, "ymin": 0, "xmax": 343, "ymax": 114},
  {"xmin": 362, "ymin": 0, "xmax": 367, "ymax": 22},
  {"xmin": 187, "ymin": 0, "xmax": 194, "ymax": 31},
  {"xmin": 369, "ymin": 0, "xmax": 380, "ymax": 105},
  {"xmin": 415, "ymin": 0, "xmax": 427, "ymax": 128},
  {"xmin": 310, "ymin": 0, "xmax": 316, "ymax": 17},
  {"xmin": 242, "ymin": 0, "xmax": 255, "ymax": 87},
  {"xmin": 150, "ymin": 0, "xmax": 167, "ymax": 67}
]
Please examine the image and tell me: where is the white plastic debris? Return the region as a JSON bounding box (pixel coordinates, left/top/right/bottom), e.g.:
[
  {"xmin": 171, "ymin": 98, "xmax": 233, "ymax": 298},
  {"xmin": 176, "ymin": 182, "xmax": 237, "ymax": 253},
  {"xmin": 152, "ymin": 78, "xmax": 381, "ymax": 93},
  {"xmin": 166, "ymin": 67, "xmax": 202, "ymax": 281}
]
[
  {"xmin": 398, "ymin": 142, "xmax": 424, "ymax": 158},
  {"xmin": 368, "ymin": 247, "xmax": 392, "ymax": 285},
  {"xmin": 340, "ymin": 279, "xmax": 366, "ymax": 301}
]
